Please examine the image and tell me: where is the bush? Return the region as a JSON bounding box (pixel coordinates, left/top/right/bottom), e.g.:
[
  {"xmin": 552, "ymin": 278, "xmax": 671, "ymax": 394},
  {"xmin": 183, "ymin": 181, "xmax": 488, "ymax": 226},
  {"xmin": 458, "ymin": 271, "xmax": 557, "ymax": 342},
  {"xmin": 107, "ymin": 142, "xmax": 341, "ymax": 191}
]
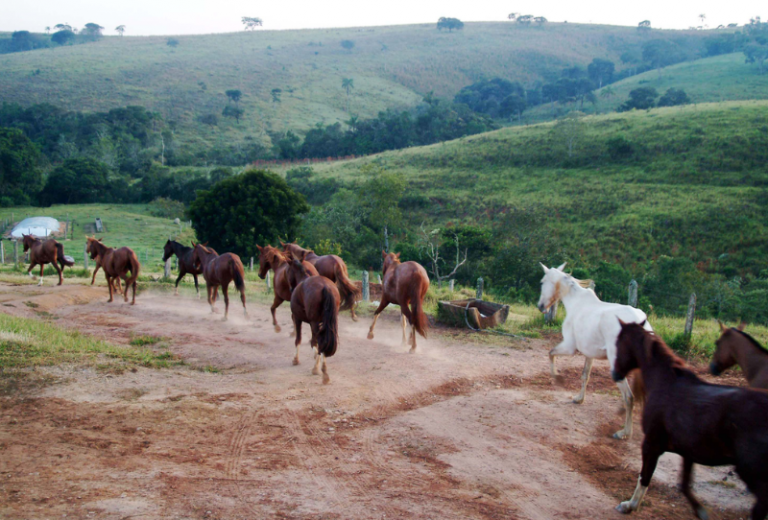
[
  {"xmin": 657, "ymin": 88, "xmax": 691, "ymax": 107},
  {"xmin": 148, "ymin": 197, "xmax": 186, "ymax": 218},
  {"xmin": 618, "ymin": 87, "xmax": 658, "ymax": 112}
]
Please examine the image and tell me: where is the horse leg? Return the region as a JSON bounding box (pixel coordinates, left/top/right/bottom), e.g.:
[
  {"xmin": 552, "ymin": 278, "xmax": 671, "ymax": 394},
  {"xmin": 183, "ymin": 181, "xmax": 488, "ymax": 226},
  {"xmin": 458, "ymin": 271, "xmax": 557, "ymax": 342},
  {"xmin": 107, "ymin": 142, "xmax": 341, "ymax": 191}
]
[
  {"xmin": 53, "ymin": 260, "xmax": 63, "ymax": 286},
  {"xmin": 367, "ymin": 299, "xmax": 390, "ymax": 340},
  {"xmin": 616, "ymin": 437, "xmax": 662, "ymax": 514},
  {"xmin": 207, "ymin": 285, "xmax": 214, "ymax": 313},
  {"xmin": 400, "ymin": 313, "xmax": 409, "ymax": 347},
  {"xmin": 27, "ymin": 260, "xmax": 35, "ymax": 278},
  {"xmin": 107, "ymin": 275, "xmax": 114, "ymax": 303},
  {"xmin": 349, "ymin": 304, "xmax": 358, "ymax": 322},
  {"xmin": 293, "ymin": 316, "xmax": 302, "ymax": 365},
  {"xmin": 174, "ymin": 270, "xmax": 185, "ymax": 296},
  {"xmin": 240, "ymin": 286, "xmax": 247, "ymax": 319},
  {"xmin": 321, "ymin": 354, "xmax": 330, "ymax": 385},
  {"xmin": 548, "ymin": 337, "xmax": 576, "ymax": 380},
  {"xmin": 572, "ymin": 357, "xmax": 594, "ymax": 404},
  {"xmin": 38, "ymin": 264, "xmax": 44, "ymax": 286},
  {"xmin": 90, "ymin": 264, "xmax": 100, "ymax": 285},
  {"xmin": 613, "ymin": 378, "xmax": 635, "ymax": 440},
  {"xmin": 193, "ymin": 274, "xmax": 201, "ymax": 299},
  {"xmin": 680, "ymin": 458, "xmax": 708, "ymax": 520},
  {"xmin": 115, "ymin": 276, "xmax": 123, "ymax": 295},
  {"xmin": 410, "ymin": 323, "xmax": 418, "ymax": 354},
  {"xmin": 270, "ymin": 296, "xmax": 284, "ymax": 333},
  {"xmin": 748, "ymin": 480, "xmax": 768, "ymax": 520},
  {"xmin": 222, "ymin": 285, "xmax": 230, "ymax": 322},
  {"xmin": 312, "ymin": 349, "xmax": 323, "ymax": 376}
]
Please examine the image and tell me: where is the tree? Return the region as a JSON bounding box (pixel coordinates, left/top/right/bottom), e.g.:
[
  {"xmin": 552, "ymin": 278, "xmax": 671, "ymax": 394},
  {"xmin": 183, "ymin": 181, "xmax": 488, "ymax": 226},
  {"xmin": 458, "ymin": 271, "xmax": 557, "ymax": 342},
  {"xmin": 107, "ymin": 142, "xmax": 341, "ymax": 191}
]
[
  {"xmin": 0, "ymin": 128, "xmax": 42, "ymax": 206},
  {"xmin": 638, "ymin": 20, "xmax": 652, "ymax": 32},
  {"xmin": 419, "ymin": 224, "xmax": 468, "ymax": 287},
  {"xmin": 10, "ymin": 31, "xmax": 34, "ymax": 52},
  {"xmin": 618, "ymin": 87, "xmax": 659, "ymax": 111},
  {"xmin": 587, "ymin": 58, "xmax": 615, "ymax": 88},
  {"xmin": 225, "ymin": 89, "xmax": 242, "ymax": 104},
  {"xmin": 699, "ymin": 14, "xmax": 707, "ymax": 27},
  {"xmin": 552, "ymin": 111, "xmax": 586, "ymax": 158},
  {"xmin": 115, "ymin": 25, "xmax": 126, "ymax": 37},
  {"xmin": 45, "ymin": 26, "xmax": 50, "ymax": 35},
  {"xmin": 167, "ymin": 38, "xmax": 180, "ymax": 48},
  {"xmin": 642, "ymin": 39, "xmax": 685, "ymax": 69},
  {"xmin": 437, "ymin": 17, "xmax": 464, "ymax": 31},
  {"xmin": 241, "ymin": 17, "xmax": 263, "ymax": 30},
  {"xmin": 341, "ymin": 39, "xmax": 355, "ymax": 51},
  {"xmin": 342, "ymin": 78, "xmax": 354, "ymax": 111},
  {"xmin": 40, "ymin": 158, "xmax": 111, "ymax": 205},
  {"xmin": 188, "ymin": 169, "xmax": 310, "ymax": 259},
  {"xmin": 199, "ymin": 113, "xmax": 218, "ymax": 128},
  {"xmin": 271, "ymin": 88, "xmax": 282, "ymax": 103},
  {"xmin": 745, "ymin": 44, "xmax": 768, "ymax": 74},
  {"xmin": 54, "ymin": 23, "xmax": 72, "ymax": 32},
  {"xmin": 534, "ymin": 16, "xmax": 548, "ymax": 26},
  {"xmin": 82, "ymin": 23, "xmax": 104, "ymax": 40},
  {"xmin": 222, "ymin": 105, "xmax": 244, "ymax": 123},
  {"xmin": 508, "ymin": 13, "xmax": 518, "ymax": 21},
  {"xmin": 51, "ymin": 30, "xmax": 75, "ymax": 46},
  {"xmin": 516, "ymin": 15, "xmax": 534, "ymax": 26},
  {"xmin": 600, "ymin": 86, "xmax": 616, "ymax": 100},
  {"xmin": 500, "ymin": 94, "xmax": 527, "ymax": 119},
  {"xmin": 657, "ymin": 88, "xmax": 691, "ymax": 107}
]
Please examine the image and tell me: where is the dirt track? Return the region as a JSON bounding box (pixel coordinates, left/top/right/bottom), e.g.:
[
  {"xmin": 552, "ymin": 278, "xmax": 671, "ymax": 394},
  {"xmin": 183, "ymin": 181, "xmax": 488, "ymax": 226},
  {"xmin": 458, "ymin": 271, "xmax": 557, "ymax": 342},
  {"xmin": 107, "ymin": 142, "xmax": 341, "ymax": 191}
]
[{"xmin": 0, "ymin": 282, "xmax": 755, "ymax": 519}]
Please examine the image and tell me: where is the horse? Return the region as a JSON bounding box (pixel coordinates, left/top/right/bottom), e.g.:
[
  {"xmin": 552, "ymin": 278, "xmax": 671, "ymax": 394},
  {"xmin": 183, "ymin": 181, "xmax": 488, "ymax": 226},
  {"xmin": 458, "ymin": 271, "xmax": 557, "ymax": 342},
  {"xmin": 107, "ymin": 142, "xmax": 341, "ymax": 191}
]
[
  {"xmin": 287, "ymin": 255, "xmax": 341, "ymax": 384},
  {"xmin": 281, "ymin": 241, "xmax": 361, "ymax": 321},
  {"xmin": 367, "ymin": 251, "xmax": 430, "ymax": 353},
  {"xmin": 613, "ymin": 320, "xmax": 768, "ymax": 520},
  {"xmin": 87, "ymin": 237, "xmax": 122, "ymax": 294},
  {"xmin": 191, "ymin": 242, "xmax": 247, "ymax": 320},
  {"xmin": 537, "ymin": 263, "xmax": 652, "ymax": 440},
  {"xmin": 162, "ymin": 239, "xmax": 207, "ymax": 298},
  {"xmin": 711, "ymin": 321, "xmax": 768, "ymax": 389},
  {"xmin": 86, "ymin": 237, "xmax": 141, "ymax": 305},
  {"xmin": 21, "ymin": 234, "xmax": 74, "ymax": 286},
  {"xmin": 256, "ymin": 245, "xmax": 319, "ymax": 333}
]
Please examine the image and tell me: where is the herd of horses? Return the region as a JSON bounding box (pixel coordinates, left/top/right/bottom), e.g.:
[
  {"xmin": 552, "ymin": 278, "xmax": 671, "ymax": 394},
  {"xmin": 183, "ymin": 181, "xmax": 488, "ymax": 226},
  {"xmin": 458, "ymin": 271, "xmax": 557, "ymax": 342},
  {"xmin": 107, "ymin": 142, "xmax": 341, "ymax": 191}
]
[{"xmin": 14, "ymin": 235, "xmax": 768, "ymax": 519}]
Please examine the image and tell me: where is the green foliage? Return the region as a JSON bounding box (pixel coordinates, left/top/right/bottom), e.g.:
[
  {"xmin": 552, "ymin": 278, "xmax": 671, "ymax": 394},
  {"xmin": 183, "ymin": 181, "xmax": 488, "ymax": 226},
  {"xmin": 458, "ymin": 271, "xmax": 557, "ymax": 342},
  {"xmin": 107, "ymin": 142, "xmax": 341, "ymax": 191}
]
[
  {"xmin": 225, "ymin": 89, "xmax": 242, "ymax": 103},
  {"xmin": 437, "ymin": 18, "xmax": 464, "ymax": 31},
  {"xmin": 222, "ymin": 105, "xmax": 244, "ymax": 123},
  {"xmin": 454, "ymin": 78, "xmax": 526, "ymax": 118},
  {"xmin": 148, "ymin": 197, "xmax": 186, "ymax": 218},
  {"xmin": 618, "ymin": 87, "xmax": 658, "ymax": 111},
  {"xmin": 657, "ymin": 88, "xmax": 690, "ymax": 107},
  {"xmin": 0, "ymin": 127, "xmax": 42, "ymax": 206},
  {"xmin": 40, "ymin": 157, "xmax": 113, "ymax": 205},
  {"xmin": 744, "ymin": 44, "xmax": 768, "ymax": 74},
  {"xmin": 167, "ymin": 38, "xmax": 180, "ymax": 48},
  {"xmin": 340, "ymin": 40, "xmax": 355, "ymax": 51},
  {"xmin": 188, "ymin": 169, "xmax": 310, "ymax": 259},
  {"xmin": 51, "ymin": 30, "xmax": 75, "ymax": 46}
]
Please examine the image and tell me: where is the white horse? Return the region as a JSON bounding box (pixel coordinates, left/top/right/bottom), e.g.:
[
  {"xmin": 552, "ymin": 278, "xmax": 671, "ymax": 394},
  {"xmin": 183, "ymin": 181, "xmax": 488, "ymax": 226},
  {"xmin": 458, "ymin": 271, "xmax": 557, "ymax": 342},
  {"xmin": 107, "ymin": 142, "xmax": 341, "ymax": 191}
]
[{"xmin": 537, "ymin": 263, "xmax": 652, "ymax": 440}]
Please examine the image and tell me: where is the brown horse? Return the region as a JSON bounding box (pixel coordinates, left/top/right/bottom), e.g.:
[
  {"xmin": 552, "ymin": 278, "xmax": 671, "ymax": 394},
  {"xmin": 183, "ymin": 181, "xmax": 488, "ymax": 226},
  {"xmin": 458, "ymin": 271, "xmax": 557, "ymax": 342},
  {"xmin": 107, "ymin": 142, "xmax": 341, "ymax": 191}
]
[
  {"xmin": 163, "ymin": 239, "xmax": 206, "ymax": 298},
  {"xmin": 281, "ymin": 241, "xmax": 361, "ymax": 321},
  {"xmin": 367, "ymin": 251, "xmax": 430, "ymax": 353},
  {"xmin": 256, "ymin": 245, "xmax": 318, "ymax": 333},
  {"xmin": 88, "ymin": 237, "xmax": 122, "ymax": 294},
  {"xmin": 711, "ymin": 321, "xmax": 768, "ymax": 389},
  {"xmin": 21, "ymin": 234, "xmax": 74, "ymax": 286},
  {"xmin": 289, "ymin": 257, "xmax": 341, "ymax": 384},
  {"xmin": 86, "ymin": 237, "xmax": 141, "ymax": 304},
  {"xmin": 613, "ymin": 320, "xmax": 768, "ymax": 519},
  {"xmin": 191, "ymin": 243, "xmax": 247, "ymax": 320}
]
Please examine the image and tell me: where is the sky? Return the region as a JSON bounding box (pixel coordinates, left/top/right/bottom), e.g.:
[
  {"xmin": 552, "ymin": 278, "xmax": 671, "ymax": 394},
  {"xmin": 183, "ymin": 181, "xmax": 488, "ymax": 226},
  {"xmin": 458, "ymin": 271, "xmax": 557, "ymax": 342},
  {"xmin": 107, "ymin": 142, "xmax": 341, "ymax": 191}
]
[{"xmin": 0, "ymin": 0, "xmax": 762, "ymax": 36}]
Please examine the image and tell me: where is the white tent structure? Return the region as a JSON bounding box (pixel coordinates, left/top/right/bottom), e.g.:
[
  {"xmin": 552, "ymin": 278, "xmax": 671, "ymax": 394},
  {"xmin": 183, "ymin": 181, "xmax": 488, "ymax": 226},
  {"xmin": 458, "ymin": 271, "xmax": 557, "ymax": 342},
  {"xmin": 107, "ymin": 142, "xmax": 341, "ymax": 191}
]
[{"xmin": 10, "ymin": 217, "xmax": 60, "ymax": 239}]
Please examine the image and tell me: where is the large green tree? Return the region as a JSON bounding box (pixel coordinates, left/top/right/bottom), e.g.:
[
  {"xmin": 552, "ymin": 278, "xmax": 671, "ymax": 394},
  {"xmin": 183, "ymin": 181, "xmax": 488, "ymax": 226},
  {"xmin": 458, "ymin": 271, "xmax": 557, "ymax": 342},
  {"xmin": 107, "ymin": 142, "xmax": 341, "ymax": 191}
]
[
  {"xmin": 188, "ymin": 169, "xmax": 310, "ymax": 259},
  {"xmin": 0, "ymin": 128, "xmax": 42, "ymax": 206},
  {"xmin": 40, "ymin": 157, "xmax": 111, "ymax": 205}
]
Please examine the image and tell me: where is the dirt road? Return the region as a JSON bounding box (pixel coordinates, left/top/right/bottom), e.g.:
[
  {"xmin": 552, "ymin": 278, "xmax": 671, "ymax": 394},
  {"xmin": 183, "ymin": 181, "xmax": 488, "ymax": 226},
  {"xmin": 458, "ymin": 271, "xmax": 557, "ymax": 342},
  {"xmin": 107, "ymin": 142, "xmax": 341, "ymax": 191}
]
[{"xmin": 0, "ymin": 283, "xmax": 754, "ymax": 519}]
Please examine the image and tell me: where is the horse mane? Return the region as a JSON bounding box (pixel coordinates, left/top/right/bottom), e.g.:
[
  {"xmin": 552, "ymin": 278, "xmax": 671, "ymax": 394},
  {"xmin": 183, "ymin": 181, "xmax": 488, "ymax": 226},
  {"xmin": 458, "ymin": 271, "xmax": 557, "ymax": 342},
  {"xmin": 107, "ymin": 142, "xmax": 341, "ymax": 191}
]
[
  {"xmin": 644, "ymin": 330, "xmax": 691, "ymax": 374},
  {"xmin": 734, "ymin": 329, "xmax": 768, "ymax": 356},
  {"xmin": 575, "ymin": 278, "xmax": 594, "ymax": 289}
]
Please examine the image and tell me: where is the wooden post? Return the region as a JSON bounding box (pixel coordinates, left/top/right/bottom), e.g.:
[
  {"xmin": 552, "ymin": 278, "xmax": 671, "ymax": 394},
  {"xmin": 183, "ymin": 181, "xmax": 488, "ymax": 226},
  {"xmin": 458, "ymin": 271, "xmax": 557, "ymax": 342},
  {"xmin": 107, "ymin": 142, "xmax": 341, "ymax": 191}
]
[
  {"xmin": 13, "ymin": 240, "xmax": 19, "ymax": 269},
  {"xmin": 0, "ymin": 241, "xmax": 4, "ymax": 264},
  {"xmin": 362, "ymin": 271, "xmax": 370, "ymax": 302},
  {"xmin": 84, "ymin": 243, "xmax": 89, "ymax": 270},
  {"xmin": 266, "ymin": 271, "xmax": 272, "ymax": 292},
  {"xmin": 164, "ymin": 258, "xmax": 171, "ymax": 279},
  {"xmin": 377, "ymin": 274, "xmax": 382, "ymax": 285},
  {"xmin": 449, "ymin": 279, "xmax": 455, "ymax": 292},
  {"xmin": 476, "ymin": 277, "xmax": 484, "ymax": 300},
  {"xmin": 628, "ymin": 280, "xmax": 638, "ymax": 307},
  {"xmin": 684, "ymin": 293, "xmax": 696, "ymax": 338},
  {"xmin": 250, "ymin": 257, "xmax": 254, "ymax": 272}
]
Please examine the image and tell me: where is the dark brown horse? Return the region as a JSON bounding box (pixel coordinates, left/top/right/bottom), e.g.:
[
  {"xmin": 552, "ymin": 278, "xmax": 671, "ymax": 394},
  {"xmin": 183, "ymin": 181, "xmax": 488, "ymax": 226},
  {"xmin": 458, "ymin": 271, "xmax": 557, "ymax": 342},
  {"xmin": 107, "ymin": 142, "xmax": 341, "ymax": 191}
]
[
  {"xmin": 86, "ymin": 237, "xmax": 141, "ymax": 304},
  {"xmin": 289, "ymin": 257, "xmax": 341, "ymax": 384},
  {"xmin": 711, "ymin": 321, "xmax": 768, "ymax": 389},
  {"xmin": 163, "ymin": 239, "xmax": 206, "ymax": 298},
  {"xmin": 367, "ymin": 251, "xmax": 430, "ymax": 353},
  {"xmin": 256, "ymin": 245, "xmax": 318, "ymax": 333},
  {"xmin": 21, "ymin": 234, "xmax": 74, "ymax": 286},
  {"xmin": 281, "ymin": 241, "xmax": 361, "ymax": 321},
  {"xmin": 191, "ymin": 243, "xmax": 247, "ymax": 320},
  {"xmin": 88, "ymin": 237, "xmax": 122, "ymax": 294},
  {"xmin": 613, "ymin": 320, "xmax": 768, "ymax": 519}
]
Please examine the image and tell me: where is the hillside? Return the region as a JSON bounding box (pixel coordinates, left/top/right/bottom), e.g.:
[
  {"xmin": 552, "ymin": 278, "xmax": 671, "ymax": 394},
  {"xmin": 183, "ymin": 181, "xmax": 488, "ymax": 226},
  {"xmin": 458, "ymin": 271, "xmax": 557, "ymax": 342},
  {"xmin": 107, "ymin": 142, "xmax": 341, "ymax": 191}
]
[
  {"xmin": 0, "ymin": 22, "xmax": 705, "ymax": 153},
  {"xmin": 525, "ymin": 53, "xmax": 768, "ymax": 121},
  {"xmin": 301, "ymin": 101, "xmax": 768, "ymax": 289}
]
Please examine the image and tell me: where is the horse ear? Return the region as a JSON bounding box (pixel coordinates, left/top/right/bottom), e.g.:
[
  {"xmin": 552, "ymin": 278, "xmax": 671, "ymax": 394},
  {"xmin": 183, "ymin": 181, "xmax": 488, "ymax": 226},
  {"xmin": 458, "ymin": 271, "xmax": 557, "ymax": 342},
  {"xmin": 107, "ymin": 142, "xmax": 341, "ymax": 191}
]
[
  {"xmin": 99, "ymin": 238, "xmax": 103, "ymax": 242},
  {"xmin": 298, "ymin": 250, "xmax": 308, "ymax": 262},
  {"xmin": 256, "ymin": 244, "xmax": 263, "ymax": 252},
  {"xmin": 738, "ymin": 321, "xmax": 746, "ymax": 331},
  {"xmin": 395, "ymin": 252, "xmax": 401, "ymax": 258},
  {"xmin": 557, "ymin": 263, "xmax": 567, "ymax": 272},
  {"xmin": 540, "ymin": 262, "xmax": 549, "ymax": 273},
  {"xmin": 639, "ymin": 319, "xmax": 647, "ymax": 328},
  {"xmin": 191, "ymin": 241, "xmax": 197, "ymax": 247},
  {"xmin": 382, "ymin": 250, "xmax": 387, "ymax": 258},
  {"xmin": 201, "ymin": 242, "xmax": 208, "ymax": 247},
  {"xmin": 617, "ymin": 317, "xmax": 627, "ymax": 327},
  {"xmin": 280, "ymin": 240, "xmax": 287, "ymax": 247},
  {"xmin": 718, "ymin": 320, "xmax": 727, "ymax": 332}
]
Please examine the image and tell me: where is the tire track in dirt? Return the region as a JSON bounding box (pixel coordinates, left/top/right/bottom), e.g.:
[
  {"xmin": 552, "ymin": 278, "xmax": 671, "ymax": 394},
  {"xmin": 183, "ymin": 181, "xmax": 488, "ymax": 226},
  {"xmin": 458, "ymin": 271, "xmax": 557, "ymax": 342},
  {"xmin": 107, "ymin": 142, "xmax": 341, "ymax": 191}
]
[{"xmin": 225, "ymin": 407, "xmax": 262, "ymax": 515}]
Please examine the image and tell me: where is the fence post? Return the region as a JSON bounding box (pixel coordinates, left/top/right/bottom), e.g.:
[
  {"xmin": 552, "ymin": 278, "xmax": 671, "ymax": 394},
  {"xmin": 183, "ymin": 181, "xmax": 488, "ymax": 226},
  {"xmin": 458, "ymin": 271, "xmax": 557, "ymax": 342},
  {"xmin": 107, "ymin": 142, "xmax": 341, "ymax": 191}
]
[
  {"xmin": 449, "ymin": 279, "xmax": 455, "ymax": 292},
  {"xmin": 377, "ymin": 274, "xmax": 382, "ymax": 285},
  {"xmin": 362, "ymin": 271, "xmax": 370, "ymax": 302},
  {"xmin": 164, "ymin": 258, "xmax": 171, "ymax": 279},
  {"xmin": 628, "ymin": 279, "xmax": 638, "ymax": 307},
  {"xmin": 250, "ymin": 257, "xmax": 254, "ymax": 272},
  {"xmin": 14, "ymin": 240, "xmax": 19, "ymax": 269},
  {"xmin": 684, "ymin": 292, "xmax": 696, "ymax": 338},
  {"xmin": 476, "ymin": 277, "xmax": 484, "ymax": 300},
  {"xmin": 84, "ymin": 243, "xmax": 88, "ymax": 270},
  {"xmin": 266, "ymin": 271, "xmax": 271, "ymax": 292},
  {"xmin": 0, "ymin": 241, "xmax": 4, "ymax": 264}
]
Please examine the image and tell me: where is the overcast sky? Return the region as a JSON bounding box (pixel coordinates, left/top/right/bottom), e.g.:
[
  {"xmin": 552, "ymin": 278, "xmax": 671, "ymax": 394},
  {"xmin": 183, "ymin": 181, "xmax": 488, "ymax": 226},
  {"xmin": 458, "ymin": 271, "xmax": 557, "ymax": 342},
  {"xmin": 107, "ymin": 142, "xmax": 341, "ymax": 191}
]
[{"xmin": 1, "ymin": 0, "xmax": 762, "ymax": 35}]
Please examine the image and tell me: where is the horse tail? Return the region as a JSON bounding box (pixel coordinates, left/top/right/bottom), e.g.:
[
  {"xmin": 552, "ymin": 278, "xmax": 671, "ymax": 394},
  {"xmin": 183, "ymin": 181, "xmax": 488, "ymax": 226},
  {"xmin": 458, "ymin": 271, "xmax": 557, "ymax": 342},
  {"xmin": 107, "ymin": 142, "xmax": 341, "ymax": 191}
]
[
  {"xmin": 333, "ymin": 263, "xmax": 360, "ymax": 312},
  {"xmin": 409, "ymin": 279, "xmax": 429, "ymax": 339},
  {"xmin": 128, "ymin": 250, "xmax": 141, "ymax": 282},
  {"xmin": 232, "ymin": 258, "xmax": 245, "ymax": 294},
  {"xmin": 318, "ymin": 286, "xmax": 339, "ymax": 358},
  {"xmin": 56, "ymin": 243, "xmax": 74, "ymax": 267},
  {"xmin": 630, "ymin": 370, "xmax": 645, "ymax": 407}
]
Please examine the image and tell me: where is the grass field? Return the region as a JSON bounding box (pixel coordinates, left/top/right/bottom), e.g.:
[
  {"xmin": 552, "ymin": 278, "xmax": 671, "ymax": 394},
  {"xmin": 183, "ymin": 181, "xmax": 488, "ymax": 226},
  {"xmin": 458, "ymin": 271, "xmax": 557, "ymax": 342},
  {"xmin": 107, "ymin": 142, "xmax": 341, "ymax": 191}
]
[{"xmin": 0, "ymin": 22, "xmax": 707, "ymax": 152}]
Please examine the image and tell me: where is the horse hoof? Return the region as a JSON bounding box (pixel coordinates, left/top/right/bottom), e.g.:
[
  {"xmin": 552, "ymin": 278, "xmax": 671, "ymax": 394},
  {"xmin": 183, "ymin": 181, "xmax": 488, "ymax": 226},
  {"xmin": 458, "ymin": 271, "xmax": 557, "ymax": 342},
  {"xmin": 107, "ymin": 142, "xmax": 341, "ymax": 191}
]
[
  {"xmin": 312, "ymin": 367, "xmax": 321, "ymax": 376},
  {"xmin": 696, "ymin": 507, "xmax": 710, "ymax": 520},
  {"xmin": 409, "ymin": 347, "xmax": 417, "ymax": 354},
  {"xmin": 274, "ymin": 325, "xmax": 282, "ymax": 333},
  {"xmin": 612, "ymin": 430, "xmax": 630, "ymax": 440},
  {"xmin": 222, "ymin": 317, "xmax": 228, "ymax": 322},
  {"xmin": 367, "ymin": 332, "xmax": 374, "ymax": 340},
  {"xmin": 292, "ymin": 357, "xmax": 299, "ymax": 366},
  {"xmin": 615, "ymin": 502, "xmax": 634, "ymax": 514},
  {"xmin": 572, "ymin": 395, "xmax": 585, "ymax": 404},
  {"xmin": 351, "ymin": 315, "xmax": 358, "ymax": 323},
  {"xmin": 322, "ymin": 374, "xmax": 330, "ymax": 385}
]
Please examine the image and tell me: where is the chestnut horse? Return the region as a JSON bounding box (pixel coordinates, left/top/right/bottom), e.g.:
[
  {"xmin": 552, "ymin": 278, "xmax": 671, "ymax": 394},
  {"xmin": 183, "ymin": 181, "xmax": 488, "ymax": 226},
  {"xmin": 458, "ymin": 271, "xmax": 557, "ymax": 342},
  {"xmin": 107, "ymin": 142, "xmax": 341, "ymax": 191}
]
[
  {"xmin": 281, "ymin": 242, "xmax": 361, "ymax": 321},
  {"xmin": 711, "ymin": 321, "xmax": 768, "ymax": 389},
  {"xmin": 256, "ymin": 245, "xmax": 318, "ymax": 333},
  {"xmin": 163, "ymin": 239, "xmax": 206, "ymax": 298},
  {"xmin": 21, "ymin": 234, "xmax": 74, "ymax": 286},
  {"xmin": 86, "ymin": 237, "xmax": 141, "ymax": 304},
  {"xmin": 367, "ymin": 251, "xmax": 430, "ymax": 353},
  {"xmin": 288, "ymin": 256, "xmax": 341, "ymax": 384},
  {"xmin": 88, "ymin": 237, "xmax": 122, "ymax": 294},
  {"xmin": 613, "ymin": 320, "xmax": 768, "ymax": 519},
  {"xmin": 191, "ymin": 243, "xmax": 247, "ymax": 320}
]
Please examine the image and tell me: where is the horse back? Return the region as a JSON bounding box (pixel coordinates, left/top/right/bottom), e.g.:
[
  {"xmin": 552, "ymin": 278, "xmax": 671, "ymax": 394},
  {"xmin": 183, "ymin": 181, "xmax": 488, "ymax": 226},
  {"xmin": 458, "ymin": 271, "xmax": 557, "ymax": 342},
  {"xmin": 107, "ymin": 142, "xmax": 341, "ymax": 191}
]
[
  {"xmin": 314, "ymin": 255, "xmax": 344, "ymax": 280},
  {"xmin": 291, "ymin": 276, "xmax": 340, "ymax": 322},
  {"xmin": 384, "ymin": 261, "xmax": 428, "ymax": 306}
]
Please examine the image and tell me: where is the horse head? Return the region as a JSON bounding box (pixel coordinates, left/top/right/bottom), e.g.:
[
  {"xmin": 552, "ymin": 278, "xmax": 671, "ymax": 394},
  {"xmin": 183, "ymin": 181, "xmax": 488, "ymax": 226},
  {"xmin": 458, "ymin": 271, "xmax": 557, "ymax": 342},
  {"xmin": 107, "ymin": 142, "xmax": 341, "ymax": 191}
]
[
  {"xmin": 191, "ymin": 242, "xmax": 213, "ymax": 269},
  {"xmin": 85, "ymin": 236, "xmax": 104, "ymax": 259},
  {"xmin": 711, "ymin": 321, "xmax": 747, "ymax": 376},
  {"xmin": 382, "ymin": 251, "xmax": 401, "ymax": 275},
  {"xmin": 537, "ymin": 263, "xmax": 567, "ymax": 313},
  {"xmin": 21, "ymin": 234, "xmax": 33, "ymax": 252},
  {"xmin": 612, "ymin": 318, "xmax": 648, "ymax": 382},
  {"xmin": 257, "ymin": 244, "xmax": 283, "ymax": 279},
  {"xmin": 162, "ymin": 239, "xmax": 174, "ymax": 262}
]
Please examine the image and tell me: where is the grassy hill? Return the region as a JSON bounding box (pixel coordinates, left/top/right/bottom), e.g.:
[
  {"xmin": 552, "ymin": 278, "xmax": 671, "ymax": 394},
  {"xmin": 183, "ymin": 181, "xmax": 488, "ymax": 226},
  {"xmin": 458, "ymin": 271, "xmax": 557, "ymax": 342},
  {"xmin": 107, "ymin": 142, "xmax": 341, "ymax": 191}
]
[
  {"xmin": 525, "ymin": 53, "xmax": 768, "ymax": 122},
  {"xmin": 303, "ymin": 101, "xmax": 768, "ymax": 282},
  {"xmin": 0, "ymin": 22, "xmax": 705, "ymax": 153}
]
